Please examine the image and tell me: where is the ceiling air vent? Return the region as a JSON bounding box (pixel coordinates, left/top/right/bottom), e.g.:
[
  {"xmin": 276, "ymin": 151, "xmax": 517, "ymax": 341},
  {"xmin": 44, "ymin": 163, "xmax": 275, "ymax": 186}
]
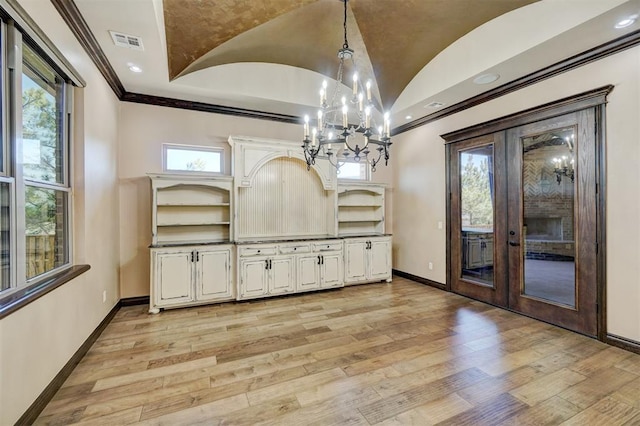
[
  {"xmin": 109, "ymin": 31, "xmax": 144, "ymax": 51},
  {"xmin": 425, "ymin": 101, "xmax": 445, "ymax": 109}
]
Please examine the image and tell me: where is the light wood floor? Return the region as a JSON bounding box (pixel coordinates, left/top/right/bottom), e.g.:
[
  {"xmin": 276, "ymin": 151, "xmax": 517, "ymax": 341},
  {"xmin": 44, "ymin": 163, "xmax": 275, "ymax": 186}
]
[{"xmin": 36, "ymin": 277, "xmax": 640, "ymax": 425}]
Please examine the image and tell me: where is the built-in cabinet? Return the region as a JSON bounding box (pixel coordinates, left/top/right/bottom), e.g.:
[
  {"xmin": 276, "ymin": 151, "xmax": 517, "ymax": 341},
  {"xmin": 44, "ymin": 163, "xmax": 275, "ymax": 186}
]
[
  {"xmin": 462, "ymin": 231, "xmax": 494, "ymax": 269},
  {"xmin": 149, "ymin": 244, "xmax": 233, "ymax": 313},
  {"xmin": 149, "ymin": 136, "xmax": 392, "ymax": 313},
  {"xmin": 237, "ymin": 240, "xmax": 343, "ymax": 300},
  {"xmin": 344, "ymin": 236, "xmax": 392, "ymax": 284}
]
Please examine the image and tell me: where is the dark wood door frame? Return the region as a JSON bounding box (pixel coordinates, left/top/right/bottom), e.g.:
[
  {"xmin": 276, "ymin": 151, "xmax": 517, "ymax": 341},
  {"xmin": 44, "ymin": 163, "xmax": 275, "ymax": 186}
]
[{"xmin": 443, "ymin": 85, "xmax": 612, "ymax": 341}]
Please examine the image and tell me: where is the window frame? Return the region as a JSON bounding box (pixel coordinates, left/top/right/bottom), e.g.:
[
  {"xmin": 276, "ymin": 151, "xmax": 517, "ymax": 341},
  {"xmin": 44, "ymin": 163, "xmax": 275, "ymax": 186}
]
[{"xmin": 162, "ymin": 143, "xmax": 225, "ymax": 175}]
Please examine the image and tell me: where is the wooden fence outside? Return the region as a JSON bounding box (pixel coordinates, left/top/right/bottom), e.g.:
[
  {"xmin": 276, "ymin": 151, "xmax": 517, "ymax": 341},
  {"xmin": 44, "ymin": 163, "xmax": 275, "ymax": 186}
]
[{"xmin": 26, "ymin": 234, "xmax": 56, "ymax": 278}]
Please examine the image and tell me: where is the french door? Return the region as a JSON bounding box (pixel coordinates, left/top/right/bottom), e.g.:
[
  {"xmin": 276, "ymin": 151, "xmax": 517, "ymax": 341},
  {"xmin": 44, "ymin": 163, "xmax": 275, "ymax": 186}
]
[{"xmin": 449, "ymin": 109, "xmax": 599, "ymax": 336}]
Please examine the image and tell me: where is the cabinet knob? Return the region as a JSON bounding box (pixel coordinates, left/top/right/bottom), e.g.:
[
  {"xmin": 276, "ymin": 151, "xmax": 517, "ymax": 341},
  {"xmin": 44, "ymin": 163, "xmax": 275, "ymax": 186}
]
[{"xmin": 257, "ymin": 250, "xmax": 261, "ymax": 253}]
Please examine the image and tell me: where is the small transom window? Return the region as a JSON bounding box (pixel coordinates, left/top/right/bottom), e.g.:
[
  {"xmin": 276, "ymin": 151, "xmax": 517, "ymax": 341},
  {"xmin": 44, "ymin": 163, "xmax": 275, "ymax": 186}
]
[
  {"xmin": 337, "ymin": 160, "xmax": 369, "ymax": 181},
  {"xmin": 163, "ymin": 144, "xmax": 223, "ymax": 174}
]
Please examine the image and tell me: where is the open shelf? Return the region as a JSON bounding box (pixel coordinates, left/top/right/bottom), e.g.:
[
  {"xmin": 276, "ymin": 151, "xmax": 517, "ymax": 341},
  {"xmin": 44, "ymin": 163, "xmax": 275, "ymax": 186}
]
[
  {"xmin": 337, "ymin": 184, "xmax": 385, "ymax": 235},
  {"xmin": 151, "ymin": 177, "xmax": 233, "ymax": 245}
]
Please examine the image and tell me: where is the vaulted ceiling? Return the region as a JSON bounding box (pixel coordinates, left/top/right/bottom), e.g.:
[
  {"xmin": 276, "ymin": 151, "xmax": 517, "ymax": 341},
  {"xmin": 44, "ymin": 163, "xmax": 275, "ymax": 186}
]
[
  {"xmin": 73, "ymin": 0, "xmax": 638, "ymax": 123},
  {"xmin": 162, "ymin": 0, "xmax": 537, "ymax": 109}
]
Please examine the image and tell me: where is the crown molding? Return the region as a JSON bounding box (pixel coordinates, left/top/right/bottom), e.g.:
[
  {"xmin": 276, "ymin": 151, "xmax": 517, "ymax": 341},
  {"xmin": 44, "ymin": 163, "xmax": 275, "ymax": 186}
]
[{"xmin": 121, "ymin": 92, "xmax": 300, "ymax": 123}]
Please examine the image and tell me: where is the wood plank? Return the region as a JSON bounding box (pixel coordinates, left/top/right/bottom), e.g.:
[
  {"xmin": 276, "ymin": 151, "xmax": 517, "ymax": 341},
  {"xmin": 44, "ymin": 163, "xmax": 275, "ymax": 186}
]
[
  {"xmin": 558, "ymin": 367, "xmax": 638, "ymax": 409},
  {"xmin": 509, "ymin": 367, "xmax": 586, "ymax": 405}
]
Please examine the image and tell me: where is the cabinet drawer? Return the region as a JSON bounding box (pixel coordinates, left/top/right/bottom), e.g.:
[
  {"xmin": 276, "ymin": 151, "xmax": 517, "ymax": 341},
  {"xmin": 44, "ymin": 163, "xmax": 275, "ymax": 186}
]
[
  {"xmin": 313, "ymin": 241, "xmax": 343, "ymax": 252},
  {"xmin": 279, "ymin": 243, "xmax": 311, "ymax": 254},
  {"xmin": 239, "ymin": 246, "xmax": 278, "ymax": 257}
]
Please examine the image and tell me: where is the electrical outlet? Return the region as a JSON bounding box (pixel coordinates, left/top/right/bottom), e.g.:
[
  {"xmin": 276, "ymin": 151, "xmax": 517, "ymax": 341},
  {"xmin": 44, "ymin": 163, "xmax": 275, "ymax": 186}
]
[
  {"xmin": 102, "ymin": 290, "xmax": 107, "ymax": 303},
  {"xmin": 438, "ymin": 221, "xmax": 443, "ymax": 230},
  {"xmin": 428, "ymin": 262, "xmax": 433, "ymax": 270}
]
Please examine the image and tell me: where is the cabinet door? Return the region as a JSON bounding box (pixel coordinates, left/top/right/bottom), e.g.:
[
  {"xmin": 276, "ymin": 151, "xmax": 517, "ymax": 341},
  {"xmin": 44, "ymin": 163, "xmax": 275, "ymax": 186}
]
[
  {"xmin": 297, "ymin": 255, "xmax": 320, "ymax": 292},
  {"xmin": 239, "ymin": 258, "xmax": 269, "ymax": 299},
  {"xmin": 196, "ymin": 248, "xmax": 232, "ymax": 301},
  {"xmin": 320, "ymin": 252, "xmax": 343, "ymax": 288},
  {"xmin": 345, "ymin": 240, "xmax": 368, "ymax": 283},
  {"xmin": 154, "ymin": 249, "xmax": 194, "ymax": 306},
  {"xmin": 466, "ymin": 238, "xmax": 483, "ymax": 268},
  {"xmin": 270, "ymin": 256, "xmax": 295, "ymax": 295},
  {"xmin": 368, "ymin": 238, "xmax": 392, "ymax": 281},
  {"xmin": 482, "ymin": 237, "xmax": 494, "ymax": 267}
]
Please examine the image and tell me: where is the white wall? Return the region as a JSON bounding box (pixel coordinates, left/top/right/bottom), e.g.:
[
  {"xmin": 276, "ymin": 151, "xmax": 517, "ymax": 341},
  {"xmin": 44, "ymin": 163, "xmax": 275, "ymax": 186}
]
[
  {"xmin": 118, "ymin": 104, "xmax": 393, "ymax": 298},
  {"xmin": 392, "ymin": 46, "xmax": 640, "ymax": 342},
  {"xmin": 0, "ymin": 1, "xmax": 121, "ymax": 424}
]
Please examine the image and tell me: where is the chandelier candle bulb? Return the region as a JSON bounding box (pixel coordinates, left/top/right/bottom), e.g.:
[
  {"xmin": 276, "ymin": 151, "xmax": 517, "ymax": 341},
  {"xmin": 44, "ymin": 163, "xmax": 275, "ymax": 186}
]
[
  {"xmin": 312, "ymin": 128, "xmax": 317, "ymax": 146},
  {"xmin": 383, "ymin": 112, "xmax": 390, "ymax": 137},
  {"xmin": 358, "ymin": 93, "xmax": 364, "ymax": 112},
  {"xmin": 352, "ymin": 73, "xmax": 358, "ymax": 96},
  {"xmin": 319, "ymin": 88, "xmax": 325, "ymax": 105},
  {"xmin": 304, "ymin": 115, "xmax": 309, "ymax": 139},
  {"xmin": 366, "ymin": 80, "xmax": 372, "ymax": 101},
  {"xmin": 365, "ymin": 106, "xmax": 371, "ymax": 128},
  {"xmin": 342, "ymin": 105, "xmax": 348, "ymax": 128},
  {"xmin": 317, "ymin": 110, "xmax": 323, "ymax": 131}
]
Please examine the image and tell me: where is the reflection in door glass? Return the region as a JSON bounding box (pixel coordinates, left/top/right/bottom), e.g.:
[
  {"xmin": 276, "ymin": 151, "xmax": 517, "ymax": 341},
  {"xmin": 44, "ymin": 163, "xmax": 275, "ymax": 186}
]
[
  {"xmin": 460, "ymin": 145, "xmax": 494, "ymax": 286},
  {"xmin": 521, "ymin": 129, "xmax": 576, "ymax": 307}
]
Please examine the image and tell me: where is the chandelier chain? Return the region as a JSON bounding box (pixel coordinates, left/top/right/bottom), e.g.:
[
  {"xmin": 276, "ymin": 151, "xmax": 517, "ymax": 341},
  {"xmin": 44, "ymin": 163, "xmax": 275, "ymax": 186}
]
[{"xmin": 343, "ymin": 0, "xmax": 349, "ymax": 49}]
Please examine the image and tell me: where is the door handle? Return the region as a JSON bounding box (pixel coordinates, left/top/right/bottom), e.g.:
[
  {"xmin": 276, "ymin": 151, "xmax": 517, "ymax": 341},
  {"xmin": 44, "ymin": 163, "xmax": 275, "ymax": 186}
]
[
  {"xmin": 196, "ymin": 251, "xmax": 199, "ymax": 262},
  {"xmin": 321, "ymin": 255, "xmax": 324, "ymax": 265},
  {"xmin": 265, "ymin": 259, "xmax": 269, "ymax": 270},
  {"xmin": 269, "ymin": 259, "xmax": 272, "ymax": 269},
  {"xmin": 191, "ymin": 251, "xmax": 195, "ymax": 262},
  {"xmin": 318, "ymin": 255, "xmax": 321, "ymax": 265},
  {"xmin": 508, "ymin": 241, "xmax": 520, "ymax": 246}
]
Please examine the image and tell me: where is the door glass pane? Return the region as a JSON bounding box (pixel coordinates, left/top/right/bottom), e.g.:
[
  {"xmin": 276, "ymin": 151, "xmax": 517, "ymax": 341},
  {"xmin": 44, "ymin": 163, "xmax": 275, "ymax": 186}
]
[
  {"xmin": 25, "ymin": 186, "xmax": 68, "ymax": 279},
  {"xmin": 460, "ymin": 145, "xmax": 494, "ymax": 286},
  {"xmin": 521, "ymin": 128, "xmax": 576, "ymax": 307},
  {"xmin": 22, "ymin": 44, "xmax": 65, "ymax": 184}
]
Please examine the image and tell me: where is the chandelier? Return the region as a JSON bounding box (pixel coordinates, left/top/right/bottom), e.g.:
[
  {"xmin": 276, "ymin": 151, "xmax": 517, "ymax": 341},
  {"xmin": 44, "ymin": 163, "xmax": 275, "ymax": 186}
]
[
  {"xmin": 552, "ymin": 134, "xmax": 575, "ymax": 184},
  {"xmin": 302, "ymin": 0, "xmax": 391, "ymax": 173}
]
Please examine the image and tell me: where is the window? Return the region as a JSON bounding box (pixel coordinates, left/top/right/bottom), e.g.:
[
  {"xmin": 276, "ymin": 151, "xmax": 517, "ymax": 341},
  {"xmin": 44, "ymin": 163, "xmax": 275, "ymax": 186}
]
[
  {"xmin": 337, "ymin": 159, "xmax": 370, "ymax": 180},
  {"xmin": 163, "ymin": 144, "xmax": 223, "ymax": 174},
  {"xmin": 22, "ymin": 44, "xmax": 71, "ymax": 280},
  {"xmin": 0, "ymin": 21, "xmax": 73, "ymax": 296}
]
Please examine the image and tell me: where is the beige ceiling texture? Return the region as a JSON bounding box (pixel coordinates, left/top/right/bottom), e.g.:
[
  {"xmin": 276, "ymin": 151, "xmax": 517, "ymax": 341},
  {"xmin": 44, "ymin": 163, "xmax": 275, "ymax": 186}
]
[{"xmin": 163, "ymin": 0, "xmax": 538, "ymax": 110}]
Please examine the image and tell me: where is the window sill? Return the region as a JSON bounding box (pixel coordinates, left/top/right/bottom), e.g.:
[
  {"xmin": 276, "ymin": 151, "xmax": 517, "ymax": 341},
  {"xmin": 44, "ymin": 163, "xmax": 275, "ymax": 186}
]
[{"xmin": 0, "ymin": 265, "xmax": 91, "ymax": 319}]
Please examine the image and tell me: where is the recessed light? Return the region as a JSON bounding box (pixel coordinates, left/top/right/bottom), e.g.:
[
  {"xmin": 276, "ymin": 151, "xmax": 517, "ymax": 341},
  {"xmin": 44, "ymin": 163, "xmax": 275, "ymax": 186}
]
[
  {"xmin": 615, "ymin": 15, "xmax": 637, "ymax": 29},
  {"xmin": 425, "ymin": 101, "xmax": 445, "ymax": 109},
  {"xmin": 473, "ymin": 73, "xmax": 500, "ymax": 85},
  {"xmin": 405, "ymin": 115, "xmax": 412, "ymax": 120},
  {"xmin": 128, "ymin": 64, "xmax": 142, "ymax": 73}
]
